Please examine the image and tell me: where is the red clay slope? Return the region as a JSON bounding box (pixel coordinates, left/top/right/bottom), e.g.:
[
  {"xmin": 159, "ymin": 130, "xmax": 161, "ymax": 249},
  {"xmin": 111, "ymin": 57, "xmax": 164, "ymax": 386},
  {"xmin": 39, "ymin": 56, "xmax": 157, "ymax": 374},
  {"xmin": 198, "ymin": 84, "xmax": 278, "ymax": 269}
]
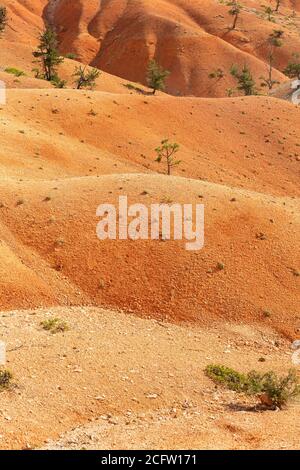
[
  {"xmin": 0, "ymin": 172, "xmax": 299, "ymax": 338},
  {"xmin": 2, "ymin": 0, "xmax": 300, "ymax": 96},
  {"xmin": 1, "ymin": 89, "xmax": 299, "ymax": 197},
  {"xmin": 0, "ymin": 89, "xmax": 299, "ymax": 337}
]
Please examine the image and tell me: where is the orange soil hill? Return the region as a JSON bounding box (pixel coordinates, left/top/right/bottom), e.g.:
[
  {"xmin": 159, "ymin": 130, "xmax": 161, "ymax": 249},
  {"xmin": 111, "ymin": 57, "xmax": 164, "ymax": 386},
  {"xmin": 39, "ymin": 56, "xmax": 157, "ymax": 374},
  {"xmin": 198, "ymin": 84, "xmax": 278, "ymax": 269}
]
[
  {"xmin": 1, "ymin": 89, "xmax": 299, "ymax": 196},
  {"xmin": 0, "ymin": 172, "xmax": 299, "ymax": 337},
  {"xmin": 0, "ymin": 0, "xmax": 299, "ymax": 452},
  {"xmin": 0, "ymin": 87, "xmax": 299, "ymax": 336},
  {"xmin": 2, "ymin": 0, "xmax": 300, "ymax": 96}
]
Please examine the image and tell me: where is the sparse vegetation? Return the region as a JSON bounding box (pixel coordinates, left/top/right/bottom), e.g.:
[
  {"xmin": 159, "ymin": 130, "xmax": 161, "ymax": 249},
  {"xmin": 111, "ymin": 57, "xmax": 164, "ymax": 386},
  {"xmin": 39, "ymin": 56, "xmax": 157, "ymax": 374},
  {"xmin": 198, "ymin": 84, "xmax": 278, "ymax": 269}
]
[
  {"xmin": 284, "ymin": 53, "xmax": 300, "ymax": 80},
  {"xmin": 147, "ymin": 59, "xmax": 170, "ymax": 95},
  {"xmin": 32, "ymin": 27, "xmax": 64, "ymax": 83},
  {"xmin": 124, "ymin": 83, "xmax": 145, "ymax": 94},
  {"xmin": 209, "ymin": 68, "xmax": 225, "ymax": 80},
  {"xmin": 0, "ymin": 369, "xmax": 13, "ymax": 390},
  {"xmin": 216, "ymin": 262, "xmax": 225, "ymax": 271},
  {"xmin": 53, "ymin": 261, "xmax": 63, "ymax": 271},
  {"xmin": 4, "ymin": 67, "xmax": 26, "ymax": 77},
  {"xmin": 124, "ymin": 83, "xmax": 137, "ymax": 90},
  {"xmin": 64, "ymin": 52, "xmax": 77, "ymax": 60},
  {"xmin": 155, "ymin": 139, "xmax": 180, "ymax": 175},
  {"xmin": 73, "ymin": 65, "xmax": 100, "ymax": 90},
  {"xmin": 1, "ymin": 0, "xmax": 300, "ymax": 450},
  {"xmin": 51, "ymin": 75, "xmax": 67, "ymax": 88},
  {"xmin": 205, "ymin": 364, "xmax": 249, "ymax": 392},
  {"xmin": 230, "ymin": 64, "xmax": 257, "ymax": 95},
  {"xmin": 227, "ymin": 1, "xmax": 242, "ymax": 30},
  {"xmin": 0, "ymin": 5, "xmax": 7, "ymax": 35},
  {"xmin": 205, "ymin": 364, "xmax": 300, "ymax": 409},
  {"xmin": 260, "ymin": 30, "xmax": 284, "ymax": 90},
  {"xmin": 264, "ymin": 6, "xmax": 275, "ymax": 22},
  {"xmin": 40, "ymin": 317, "xmax": 69, "ymax": 334}
]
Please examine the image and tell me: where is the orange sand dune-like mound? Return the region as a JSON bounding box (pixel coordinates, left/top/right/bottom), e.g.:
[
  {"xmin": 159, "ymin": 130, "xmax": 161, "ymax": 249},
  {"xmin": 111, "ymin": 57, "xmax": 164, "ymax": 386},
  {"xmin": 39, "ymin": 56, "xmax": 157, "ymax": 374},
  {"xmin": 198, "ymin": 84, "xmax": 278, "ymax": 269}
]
[
  {"xmin": 0, "ymin": 84, "xmax": 298, "ymax": 337},
  {"xmin": 0, "ymin": 2, "xmax": 299, "ymax": 451},
  {"xmin": 1, "ymin": 89, "xmax": 299, "ymax": 195},
  {"xmin": 0, "ymin": 88, "xmax": 299, "ymax": 337},
  {"xmin": 0, "ymin": 172, "xmax": 299, "ymax": 338}
]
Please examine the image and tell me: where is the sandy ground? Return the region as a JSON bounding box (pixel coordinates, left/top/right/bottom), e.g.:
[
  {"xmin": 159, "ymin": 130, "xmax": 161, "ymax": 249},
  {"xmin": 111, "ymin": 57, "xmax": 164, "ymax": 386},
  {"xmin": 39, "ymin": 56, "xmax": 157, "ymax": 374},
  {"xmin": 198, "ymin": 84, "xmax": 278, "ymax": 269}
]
[{"xmin": 0, "ymin": 306, "xmax": 299, "ymax": 450}]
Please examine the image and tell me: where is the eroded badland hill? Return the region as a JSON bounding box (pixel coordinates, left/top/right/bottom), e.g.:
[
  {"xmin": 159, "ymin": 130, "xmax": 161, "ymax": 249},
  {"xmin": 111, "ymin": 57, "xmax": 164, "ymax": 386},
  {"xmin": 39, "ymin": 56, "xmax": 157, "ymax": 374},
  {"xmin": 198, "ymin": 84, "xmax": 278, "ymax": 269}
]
[{"xmin": 0, "ymin": 0, "xmax": 299, "ymax": 450}]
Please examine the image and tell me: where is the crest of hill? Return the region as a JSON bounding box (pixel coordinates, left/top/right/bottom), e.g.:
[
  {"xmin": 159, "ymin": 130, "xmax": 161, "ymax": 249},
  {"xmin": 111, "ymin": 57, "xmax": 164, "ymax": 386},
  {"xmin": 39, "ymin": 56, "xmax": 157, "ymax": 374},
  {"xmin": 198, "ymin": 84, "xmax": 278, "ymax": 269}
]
[
  {"xmin": 0, "ymin": 39, "xmax": 147, "ymax": 93},
  {"xmin": 1, "ymin": 89, "xmax": 299, "ymax": 196}
]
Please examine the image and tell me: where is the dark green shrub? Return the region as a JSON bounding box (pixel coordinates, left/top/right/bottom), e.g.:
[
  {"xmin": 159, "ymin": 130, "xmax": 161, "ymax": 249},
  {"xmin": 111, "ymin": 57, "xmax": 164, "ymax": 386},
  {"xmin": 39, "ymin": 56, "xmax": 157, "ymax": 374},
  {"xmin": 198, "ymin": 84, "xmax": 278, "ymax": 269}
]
[
  {"xmin": 284, "ymin": 54, "xmax": 300, "ymax": 80},
  {"xmin": 230, "ymin": 64, "xmax": 257, "ymax": 96},
  {"xmin": 205, "ymin": 364, "xmax": 249, "ymax": 392},
  {"xmin": 147, "ymin": 60, "xmax": 170, "ymax": 95},
  {"xmin": 73, "ymin": 66, "xmax": 100, "ymax": 90}
]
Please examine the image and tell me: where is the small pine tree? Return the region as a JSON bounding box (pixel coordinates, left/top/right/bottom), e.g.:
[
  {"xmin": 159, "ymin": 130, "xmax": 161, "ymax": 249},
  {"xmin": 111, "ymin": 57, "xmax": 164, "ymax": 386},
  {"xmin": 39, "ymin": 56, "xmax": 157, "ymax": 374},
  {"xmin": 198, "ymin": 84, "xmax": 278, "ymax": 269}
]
[
  {"xmin": 73, "ymin": 66, "xmax": 101, "ymax": 90},
  {"xmin": 0, "ymin": 5, "xmax": 7, "ymax": 35},
  {"xmin": 284, "ymin": 53, "xmax": 300, "ymax": 80},
  {"xmin": 32, "ymin": 27, "xmax": 64, "ymax": 82},
  {"xmin": 227, "ymin": 1, "xmax": 242, "ymax": 30},
  {"xmin": 147, "ymin": 59, "xmax": 170, "ymax": 95},
  {"xmin": 260, "ymin": 30, "xmax": 284, "ymax": 90},
  {"xmin": 230, "ymin": 64, "xmax": 257, "ymax": 95},
  {"xmin": 155, "ymin": 139, "xmax": 180, "ymax": 175}
]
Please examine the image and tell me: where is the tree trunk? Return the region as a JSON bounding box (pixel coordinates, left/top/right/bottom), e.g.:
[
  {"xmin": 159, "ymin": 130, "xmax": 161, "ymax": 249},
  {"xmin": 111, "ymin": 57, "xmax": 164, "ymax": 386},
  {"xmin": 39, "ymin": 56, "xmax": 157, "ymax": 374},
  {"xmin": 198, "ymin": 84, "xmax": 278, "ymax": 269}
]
[
  {"xmin": 232, "ymin": 13, "xmax": 238, "ymax": 30},
  {"xmin": 268, "ymin": 50, "xmax": 274, "ymax": 90}
]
